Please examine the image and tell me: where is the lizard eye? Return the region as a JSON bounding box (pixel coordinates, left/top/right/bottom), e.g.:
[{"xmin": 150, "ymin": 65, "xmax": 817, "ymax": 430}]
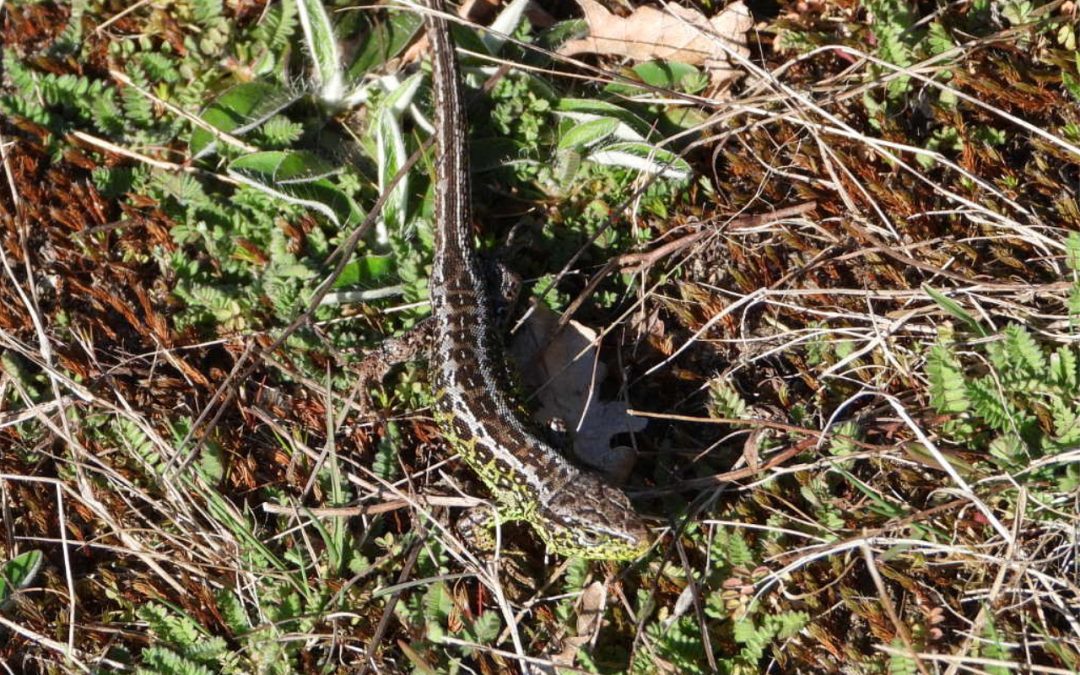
[{"xmin": 576, "ymin": 530, "xmax": 603, "ymax": 547}]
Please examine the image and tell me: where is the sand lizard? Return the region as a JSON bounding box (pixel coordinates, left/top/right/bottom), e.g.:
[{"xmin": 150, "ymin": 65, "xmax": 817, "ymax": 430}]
[{"xmin": 422, "ymin": 0, "xmax": 649, "ymax": 560}]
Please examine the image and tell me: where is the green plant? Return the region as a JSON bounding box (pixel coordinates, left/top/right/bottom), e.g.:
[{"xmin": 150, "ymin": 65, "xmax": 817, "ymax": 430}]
[
  {"xmin": 925, "ymin": 291, "xmax": 1080, "ymax": 494},
  {"xmin": 0, "ymin": 550, "xmax": 43, "ymax": 608},
  {"xmin": 632, "ymin": 529, "xmax": 808, "ymax": 674}
]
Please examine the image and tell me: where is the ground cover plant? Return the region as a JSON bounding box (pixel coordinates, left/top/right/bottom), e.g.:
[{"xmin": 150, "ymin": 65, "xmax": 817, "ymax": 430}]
[{"xmin": 1, "ymin": 0, "xmax": 1079, "ymax": 672}]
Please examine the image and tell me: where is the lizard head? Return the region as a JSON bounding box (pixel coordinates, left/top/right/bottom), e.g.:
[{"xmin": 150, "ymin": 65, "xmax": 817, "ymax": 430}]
[{"xmin": 535, "ymin": 475, "xmax": 651, "ymax": 561}]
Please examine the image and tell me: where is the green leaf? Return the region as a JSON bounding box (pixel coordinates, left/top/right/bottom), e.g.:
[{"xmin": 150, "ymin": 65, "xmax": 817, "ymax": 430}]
[
  {"xmin": 587, "ymin": 141, "xmax": 691, "ymax": 180},
  {"xmin": 0, "ymin": 550, "xmax": 43, "ymax": 606},
  {"xmin": 297, "ymin": 0, "xmax": 344, "ymax": 103},
  {"xmin": 1001, "ymin": 0, "xmax": 1034, "ymax": 26},
  {"xmin": 926, "ymin": 343, "xmax": 969, "ymax": 413},
  {"xmin": 1050, "ymin": 399, "xmax": 1080, "ymax": 445},
  {"xmin": 554, "ymin": 98, "xmax": 651, "ymax": 139},
  {"xmin": 988, "ymin": 433, "xmax": 1025, "ymax": 468},
  {"xmin": 625, "ymin": 61, "xmax": 704, "ymax": 93},
  {"xmin": 232, "ymin": 150, "xmax": 338, "ymax": 184},
  {"xmin": 197, "ymin": 441, "xmax": 225, "ymax": 484},
  {"xmin": 465, "ymin": 610, "xmax": 501, "ymax": 647},
  {"xmin": 558, "ymin": 117, "xmax": 619, "ymax": 151},
  {"xmin": 190, "ymin": 82, "xmax": 298, "ymax": 157},
  {"xmin": 967, "ymin": 376, "xmax": 1023, "ymax": 432},
  {"xmin": 708, "ymin": 378, "xmax": 747, "ymax": 418},
  {"xmin": 835, "ymin": 467, "xmax": 906, "ymax": 518},
  {"xmin": 334, "ymin": 255, "xmax": 396, "ymax": 288},
  {"xmin": 346, "ymin": 10, "xmax": 424, "ymax": 81},
  {"xmin": 923, "ymin": 285, "xmax": 988, "ymax": 337},
  {"xmin": 1001, "ymin": 324, "xmax": 1045, "ymax": 375},
  {"xmin": 1068, "ymin": 283, "xmax": 1080, "ymax": 323},
  {"xmin": 1065, "ymin": 231, "xmax": 1080, "ymax": 272},
  {"xmin": 375, "ymin": 109, "xmax": 409, "ymax": 242},
  {"xmin": 423, "ymin": 582, "xmax": 453, "ymax": 638},
  {"xmin": 1063, "ymin": 70, "xmax": 1080, "ymax": 103},
  {"xmin": 484, "ymin": 0, "xmax": 530, "ymax": 55},
  {"xmin": 228, "ymin": 151, "xmax": 361, "ymax": 226},
  {"xmin": 924, "ymin": 22, "xmax": 954, "ymax": 56},
  {"xmin": 376, "ymin": 71, "xmax": 423, "ymax": 117},
  {"xmin": 1050, "ymin": 345, "xmax": 1078, "ymax": 389}
]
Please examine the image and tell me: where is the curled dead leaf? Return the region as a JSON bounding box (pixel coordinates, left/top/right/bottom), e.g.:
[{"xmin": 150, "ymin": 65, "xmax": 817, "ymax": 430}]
[
  {"xmin": 510, "ymin": 302, "xmax": 647, "ymax": 483},
  {"xmin": 560, "ymin": 0, "xmax": 752, "ymax": 86}
]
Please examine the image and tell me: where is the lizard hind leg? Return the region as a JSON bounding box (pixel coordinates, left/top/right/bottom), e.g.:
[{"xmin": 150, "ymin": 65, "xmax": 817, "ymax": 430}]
[
  {"xmin": 352, "ymin": 318, "xmax": 434, "ymax": 414},
  {"xmin": 481, "ymin": 259, "xmax": 522, "ymax": 331},
  {"xmin": 454, "ymin": 502, "xmax": 530, "ymax": 556}
]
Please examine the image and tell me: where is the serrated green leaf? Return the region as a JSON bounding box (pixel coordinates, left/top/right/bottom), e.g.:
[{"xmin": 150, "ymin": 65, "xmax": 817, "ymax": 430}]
[
  {"xmin": 1051, "ymin": 399, "xmax": 1080, "ymax": 445},
  {"xmin": 988, "ymin": 433, "xmax": 1025, "ymax": 467},
  {"xmin": 1002, "ymin": 324, "xmax": 1045, "ymax": 375},
  {"xmin": 1050, "ymin": 345, "xmax": 1078, "ymax": 389},
  {"xmin": 466, "ymin": 610, "xmax": 501, "ymax": 645},
  {"xmin": 926, "ymin": 343, "xmax": 969, "ymax": 413},
  {"xmin": 1065, "ymin": 231, "xmax": 1080, "ymax": 272},
  {"xmin": 925, "ymin": 22, "xmax": 954, "ymax": 56}
]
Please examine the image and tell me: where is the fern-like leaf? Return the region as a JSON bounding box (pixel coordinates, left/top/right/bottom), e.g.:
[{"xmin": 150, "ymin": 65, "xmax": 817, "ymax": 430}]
[
  {"xmin": 927, "ymin": 343, "xmax": 969, "ymax": 413},
  {"xmin": 90, "ymin": 89, "xmax": 125, "ymax": 135},
  {"xmin": 1050, "ymin": 345, "xmax": 1079, "ymax": 390},
  {"xmin": 215, "ymin": 590, "xmax": 250, "ymax": 634},
  {"xmin": 121, "ymin": 84, "xmax": 155, "ymax": 127},
  {"xmin": 113, "ymin": 417, "xmax": 164, "ymax": 475},
  {"xmin": 254, "ymin": 1, "xmax": 299, "ymax": 52},
  {"xmin": 139, "ymin": 646, "xmax": 216, "ymax": 675},
  {"xmin": 993, "ymin": 324, "xmax": 1045, "ymax": 376},
  {"xmin": 708, "ymin": 377, "xmax": 747, "ymax": 418},
  {"xmin": 1065, "ymin": 231, "xmax": 1080, "ymax": 272},
  {"xmin": 192, "ymin": 0, "xmax": 224, "ymax": 26},
  {"xmin": 259, "ymin": 115, "xmax": 304, "ymax": 146},
  {"xmin": 1050, "ymin": 399, "xmax": 1080, "ymax": 445},
  {"xmin": 967, "ymin": 377, "xmax": 1024, "ymax": 432},
  {"xmin": 140, "ymin": 52, "xmax": 180, "ymax": 84}
]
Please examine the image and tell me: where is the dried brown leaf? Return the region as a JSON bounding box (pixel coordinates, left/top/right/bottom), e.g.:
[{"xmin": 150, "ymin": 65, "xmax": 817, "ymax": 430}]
[
  {"xmin": 510, "ymin": 303, "xmax": 646, "ymax": 482},
  {"xmin": 560, "ymin": 0, "xmax": 752, "ymax": 84}
]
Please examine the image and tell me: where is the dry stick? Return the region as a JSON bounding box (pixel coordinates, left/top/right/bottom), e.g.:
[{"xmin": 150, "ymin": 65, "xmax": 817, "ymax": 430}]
[
  {"xmin": 166, "ymin": 135, "xmax": 434, "ymax": 478},
  {"xmin": 769, "ymin": 483, "xmax": 1016, "ymax": 569},
  {"xmin": 261, "ymin": 495, "xmax": 476, "ymax": 518},
  {"xmin": 674, "ymin": 536, "xmax": 718, "ymax": 672},
  {"xmin": 0, "ymin": 131, "xmax": 20, "ymax": 209},
  {"xmin": 860, "ymin": 543, "xmax": 931, "ymax": 675},
  {"xmin": 555, "ymin": 201, "xmax": 819, "ymax": 335},
  {"xmin": 627, "ymin": 410, "xmax": 892, "ymax": 495},
  {"xmin": 360, "ymin": 528, "xmax": 426, "ymax": 675}
]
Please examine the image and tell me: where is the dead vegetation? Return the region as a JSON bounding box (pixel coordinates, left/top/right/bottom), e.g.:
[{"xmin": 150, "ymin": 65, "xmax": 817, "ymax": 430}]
[{"xmin": 1, "ymin": 0, "xmax": 1079, "ymax": 672}]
